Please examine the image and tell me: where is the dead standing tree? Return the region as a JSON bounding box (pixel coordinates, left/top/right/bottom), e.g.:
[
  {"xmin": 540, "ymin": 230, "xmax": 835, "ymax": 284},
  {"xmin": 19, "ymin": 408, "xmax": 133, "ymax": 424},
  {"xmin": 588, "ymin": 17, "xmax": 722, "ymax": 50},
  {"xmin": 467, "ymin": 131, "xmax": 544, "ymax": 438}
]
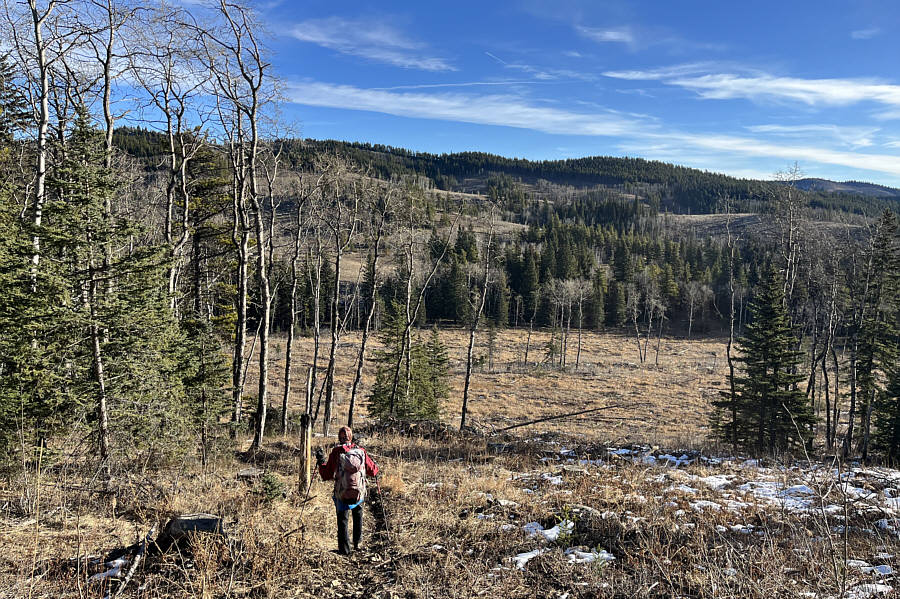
[
  {"xmin": 319, "ymin": 157, "xmax": 359, "ymax": 437},
  {"xmin": 347, "ymin": 181, "xmax": 396, "ymax": 427},
  {"xmin": 460, "ymin": 205, "xmax": 495, "ymax": 430}
]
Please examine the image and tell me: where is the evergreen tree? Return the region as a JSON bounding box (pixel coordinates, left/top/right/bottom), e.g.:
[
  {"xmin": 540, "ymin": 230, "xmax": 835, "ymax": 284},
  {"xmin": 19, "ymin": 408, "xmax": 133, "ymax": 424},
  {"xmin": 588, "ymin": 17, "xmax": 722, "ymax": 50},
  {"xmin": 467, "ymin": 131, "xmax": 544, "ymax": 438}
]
[
  {"xmin": 712, "ymin": 266, "xmax": 812, "ymax": 453},
  {"xmin": 521, "ymin": 248, "xmax": 540, "ymax": 319},
  {"xmin": 589, "ymin": 269, "xmax": 606, "ymax": 329},
  {"xmin": 605, "ymin": 280, "xmax": 627, "ymax": 327},
  {"xmin": 43, "ymin": 108, "xmax": 192, "ymax": 463},
  {"xmin": 368, "ymin": 302, "xmax": 449, "ymax": 420},
  {"xmin": 857, "ymin": 210, "xmax": 899, "ymax": 459},
  {"xmin": 874, "ymin": 362, "xmax": 900, "ymax": 464},
  {"xmin": 419, "ymin": 326, "xmax": 450, "ymax": 419}
]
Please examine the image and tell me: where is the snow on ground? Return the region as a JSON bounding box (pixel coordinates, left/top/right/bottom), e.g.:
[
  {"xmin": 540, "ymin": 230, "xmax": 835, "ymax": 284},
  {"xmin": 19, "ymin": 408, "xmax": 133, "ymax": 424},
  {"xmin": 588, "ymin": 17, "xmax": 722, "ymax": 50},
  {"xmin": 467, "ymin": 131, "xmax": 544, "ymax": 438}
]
[{"xmin": 494, "ymin": 438, "xmax": 900, "ymax": 583}]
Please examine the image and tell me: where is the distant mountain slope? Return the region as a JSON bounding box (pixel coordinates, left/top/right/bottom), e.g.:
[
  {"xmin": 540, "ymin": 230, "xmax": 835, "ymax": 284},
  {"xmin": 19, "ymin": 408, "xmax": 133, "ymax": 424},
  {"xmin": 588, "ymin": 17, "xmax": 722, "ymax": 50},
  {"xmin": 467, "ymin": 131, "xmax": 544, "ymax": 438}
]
[
  {"xmin": 111, "ymin": 128, "xmax": 899, "ymax": 217},
  {"xmin": 793, "ymin": 178, "xmax": 900, "ymax": 199}
]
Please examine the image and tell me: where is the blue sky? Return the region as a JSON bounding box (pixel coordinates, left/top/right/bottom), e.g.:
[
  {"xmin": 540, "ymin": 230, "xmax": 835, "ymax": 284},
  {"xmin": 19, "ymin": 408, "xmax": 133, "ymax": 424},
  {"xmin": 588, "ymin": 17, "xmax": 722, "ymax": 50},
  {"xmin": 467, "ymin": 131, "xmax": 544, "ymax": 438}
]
[{"xmin": 259, "ymin": 1, "xmax": 900, "ymax": 186}]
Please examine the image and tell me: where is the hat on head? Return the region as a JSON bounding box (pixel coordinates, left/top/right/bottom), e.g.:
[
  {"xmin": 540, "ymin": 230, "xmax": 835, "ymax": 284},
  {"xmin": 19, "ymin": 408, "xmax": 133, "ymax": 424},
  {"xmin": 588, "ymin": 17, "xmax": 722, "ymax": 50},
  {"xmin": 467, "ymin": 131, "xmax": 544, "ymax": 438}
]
[{"xmin": 338, "ymin": 426, "xmax": 353, "ymax": 443}]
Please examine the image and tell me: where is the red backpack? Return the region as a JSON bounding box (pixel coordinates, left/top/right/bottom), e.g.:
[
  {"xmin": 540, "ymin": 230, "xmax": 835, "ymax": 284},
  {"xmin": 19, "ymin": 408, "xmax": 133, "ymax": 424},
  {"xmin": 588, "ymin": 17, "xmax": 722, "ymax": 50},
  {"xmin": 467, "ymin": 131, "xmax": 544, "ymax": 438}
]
[{"xmin": 335, "ymin": 446, "xmax": 367, "ymax": 504}]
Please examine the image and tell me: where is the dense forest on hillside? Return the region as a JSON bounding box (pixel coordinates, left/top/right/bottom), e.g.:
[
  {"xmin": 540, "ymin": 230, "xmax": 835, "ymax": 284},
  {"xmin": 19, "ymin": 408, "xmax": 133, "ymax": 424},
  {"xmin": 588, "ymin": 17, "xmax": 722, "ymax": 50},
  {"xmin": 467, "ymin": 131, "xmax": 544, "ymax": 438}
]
[{"xmin": 112, "ymin": 129, "xmax": 900, "ymax": 217}]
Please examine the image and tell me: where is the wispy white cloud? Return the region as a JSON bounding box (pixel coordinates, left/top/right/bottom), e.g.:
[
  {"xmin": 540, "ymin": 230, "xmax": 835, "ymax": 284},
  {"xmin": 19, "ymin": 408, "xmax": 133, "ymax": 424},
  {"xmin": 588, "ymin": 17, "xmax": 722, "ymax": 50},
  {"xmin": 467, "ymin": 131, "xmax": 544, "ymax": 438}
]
[
  {"xmin": 289, "ymin": 17, "xmax": 454, "ymax": 71},
  {"xmin": 604, "ymin": 62, "xmax": 736, "ymax": 80},
  {"xmin": 606, "ymin": 67, "xmax": 900, "ymax": 108},
  {"xmin": 646, "ymin": 132, "xmax": 900, "ymax": 177},
  {"xmin": 286, "ymin": 80, "xmax": 900, "ymax": 179},
  {"xmin": 576, "ymin": 26, "xmax": 634, "ymax": 44},
  {"xmin": 745, "ymin": 124, "xmax": 879, "ymax": 148},
  {"xmin": 285, "ymin": 80, "xmax": 643, "ymax": 136},
  {"xmin": 484, "ymin": 50, "xmax": 596, "ymax": 81},
  {"xmin": 851, "ymin": 27, "xmax": 880, "ymax": 40},
  {"xmin": 371, "ymin": 80, "xmax": 556, "ymax": 91}
]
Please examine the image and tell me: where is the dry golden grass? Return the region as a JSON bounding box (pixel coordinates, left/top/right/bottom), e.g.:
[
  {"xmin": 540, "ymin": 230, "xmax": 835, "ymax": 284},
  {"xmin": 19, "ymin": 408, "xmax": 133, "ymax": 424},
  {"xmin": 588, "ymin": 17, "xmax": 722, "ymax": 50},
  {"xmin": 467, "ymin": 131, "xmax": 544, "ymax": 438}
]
[
  {"xmin": 6, "ymin": 426, "xmax": 899, "ymax": 598},
  {"xmin": 260, "ymin": 327, "xmax": 727, "ymax": 448},
  {"xmin": 5, "ymin": 327, "xmax": 884, "ymax": 598}
]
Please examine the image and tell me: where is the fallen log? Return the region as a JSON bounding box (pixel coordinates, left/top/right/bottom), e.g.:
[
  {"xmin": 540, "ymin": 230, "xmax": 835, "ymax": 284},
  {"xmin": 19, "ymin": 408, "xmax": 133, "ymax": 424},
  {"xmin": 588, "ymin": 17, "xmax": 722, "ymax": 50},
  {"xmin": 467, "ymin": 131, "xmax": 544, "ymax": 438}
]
[
  {"xmin": 153, "ymin": 513, "xmax": 225, "ymax": 553},
  {"xmin": 495, "ymin": 402, "xmax": 647, "ymax": 432}
]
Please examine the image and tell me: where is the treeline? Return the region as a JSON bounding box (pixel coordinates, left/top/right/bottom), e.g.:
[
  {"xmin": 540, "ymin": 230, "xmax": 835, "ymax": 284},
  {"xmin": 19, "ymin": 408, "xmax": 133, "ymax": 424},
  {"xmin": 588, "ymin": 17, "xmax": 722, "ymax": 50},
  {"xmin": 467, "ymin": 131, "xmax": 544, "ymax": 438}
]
[{"xmin": 280, "ymin": 139, "xmax": 900, "ymax": 217}]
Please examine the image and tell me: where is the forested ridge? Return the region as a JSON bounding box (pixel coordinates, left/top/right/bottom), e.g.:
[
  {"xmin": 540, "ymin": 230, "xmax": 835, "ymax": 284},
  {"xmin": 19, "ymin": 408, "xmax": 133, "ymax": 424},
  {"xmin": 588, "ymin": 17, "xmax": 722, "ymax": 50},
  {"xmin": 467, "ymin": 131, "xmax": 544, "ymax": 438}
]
[{"xmin": 112, "ymin": 129, "xmax": 900, "ymax": 217}]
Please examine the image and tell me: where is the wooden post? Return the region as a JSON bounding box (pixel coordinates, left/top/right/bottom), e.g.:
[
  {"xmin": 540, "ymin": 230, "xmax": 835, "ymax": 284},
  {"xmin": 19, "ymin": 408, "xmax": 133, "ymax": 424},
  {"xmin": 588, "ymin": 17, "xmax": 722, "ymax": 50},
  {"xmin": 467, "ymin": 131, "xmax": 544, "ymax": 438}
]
[{"xmin": 298, "ymin": 367, "xmax": 313, "ymax": 496}]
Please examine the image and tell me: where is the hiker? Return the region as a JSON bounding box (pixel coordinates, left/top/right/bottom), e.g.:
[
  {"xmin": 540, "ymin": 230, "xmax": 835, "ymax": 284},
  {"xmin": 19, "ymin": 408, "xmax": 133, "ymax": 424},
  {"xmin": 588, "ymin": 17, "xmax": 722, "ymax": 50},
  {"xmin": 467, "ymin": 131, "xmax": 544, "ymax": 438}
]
[{"xmin": 315, "ymin": 426, "xmax": 379, "ymax": 555}]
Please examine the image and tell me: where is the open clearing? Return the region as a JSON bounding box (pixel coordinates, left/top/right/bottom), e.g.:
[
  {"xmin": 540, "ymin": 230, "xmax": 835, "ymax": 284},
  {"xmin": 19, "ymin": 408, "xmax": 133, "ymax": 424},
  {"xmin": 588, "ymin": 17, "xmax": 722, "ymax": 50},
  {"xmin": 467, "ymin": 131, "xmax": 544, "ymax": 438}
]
[
  {"xmin": 7, "ymin": 328, "xmax": 893, "ymax": 598},
  {"xmin": 260, "ymin": 327, "xmax": 728, "ymax": 447}
]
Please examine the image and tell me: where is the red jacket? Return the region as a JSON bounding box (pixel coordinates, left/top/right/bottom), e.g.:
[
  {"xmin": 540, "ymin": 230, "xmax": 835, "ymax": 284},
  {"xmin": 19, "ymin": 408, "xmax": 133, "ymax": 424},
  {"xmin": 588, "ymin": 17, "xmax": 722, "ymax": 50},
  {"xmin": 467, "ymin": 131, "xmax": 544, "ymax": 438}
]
[{"xmin": 318, "ymin": 443, "xmax": 379, "ymax": 481}]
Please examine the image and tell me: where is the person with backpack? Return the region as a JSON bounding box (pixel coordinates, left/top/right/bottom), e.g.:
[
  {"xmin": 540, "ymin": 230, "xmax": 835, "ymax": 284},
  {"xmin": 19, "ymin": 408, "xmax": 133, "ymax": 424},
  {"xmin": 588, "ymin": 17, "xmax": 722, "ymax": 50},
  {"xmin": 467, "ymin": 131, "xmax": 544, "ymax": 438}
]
[{"xmin": 315, "ymin": 426, "xmax": 379, "ymax": 555}]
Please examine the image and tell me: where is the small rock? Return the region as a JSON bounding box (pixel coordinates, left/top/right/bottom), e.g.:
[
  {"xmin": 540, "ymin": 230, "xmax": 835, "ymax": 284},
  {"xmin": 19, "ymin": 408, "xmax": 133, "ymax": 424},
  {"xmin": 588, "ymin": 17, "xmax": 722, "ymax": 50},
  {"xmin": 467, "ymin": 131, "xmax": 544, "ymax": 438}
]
[{"xmin": 237, "ymin": 467, "xmax": 264, "ymax": 480}]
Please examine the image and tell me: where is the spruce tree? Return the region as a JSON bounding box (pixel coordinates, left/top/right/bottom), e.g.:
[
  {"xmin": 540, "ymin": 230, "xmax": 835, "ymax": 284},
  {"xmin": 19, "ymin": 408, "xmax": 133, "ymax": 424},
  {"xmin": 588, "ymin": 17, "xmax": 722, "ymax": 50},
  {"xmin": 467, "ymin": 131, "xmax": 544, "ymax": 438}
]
[
  {"xmin": 42, "ymin": 108, "xmax": 192, "ymax": 464},
  {"xmin": 368, "ymin": 303, "xmax": 447, "ymax": 420},
  {"xmin": 605, "ymin": 280, "xmax": 627, "ymax": 327},
  {"xmin": 874, "ymin": 363, "xmax": 900, "ymax": 464},
  {"xmin": 712, "ymin": 266, "xmax": 813, "ymax": 453}
]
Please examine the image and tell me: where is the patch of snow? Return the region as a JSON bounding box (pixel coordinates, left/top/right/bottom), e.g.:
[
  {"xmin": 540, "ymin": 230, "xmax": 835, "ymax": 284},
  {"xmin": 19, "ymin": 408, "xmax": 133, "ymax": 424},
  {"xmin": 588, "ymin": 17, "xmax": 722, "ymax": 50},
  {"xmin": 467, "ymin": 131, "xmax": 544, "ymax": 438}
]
[
  {"xmin": 845, "ymin": 583, "xmax": 893, "ymax": 599},
  {"xmin": 541, "ymin": 473, "xmax": 564, "ymax": 486},
  {"xmin": 690, "ymin": 500, "xmax": 722, "ymax": 512},
  {"xmin": 658, "ymin": 454, "xmax": 693, "ymax": 467},
  {"xmin": 523, "ymin": 520, "xmax": 575, "ymax": 542},
  {"xmin": 564, "ymin": 547, "xmax": 615, "ymax": 564},
  {"xmin": 699, "ymin": 475, "xmax": 733, "ymax": 490},
  {"xmin": 608, "ymin": 448, "xmax": 632, "ymax": 455},
  {"xmin": 509, "ymin": 548, "xmax": 548, "ymax": 570},
  {"xmin": 738, "ymin": 481, "xmax": 816, "ymax": 511}
]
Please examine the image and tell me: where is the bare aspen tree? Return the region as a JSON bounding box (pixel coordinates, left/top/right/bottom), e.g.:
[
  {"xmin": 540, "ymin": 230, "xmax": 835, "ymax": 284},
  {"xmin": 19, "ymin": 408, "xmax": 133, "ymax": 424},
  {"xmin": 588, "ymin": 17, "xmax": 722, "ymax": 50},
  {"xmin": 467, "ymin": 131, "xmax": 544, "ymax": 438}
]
[
  {"xmin": 773, "ymin": 162, "xmax": 805, "ymax": 319},
  {"xmin": 200, "ymin": 0, "xmax": 273, "ymax": 448},
  {"xmin": 723, "ymin": 197, "xmax": 741, "ymax": 451},
  {"xmin": 523, "ymin": 288, "xmax": 539, "ymax": 366},
  {"xmin": 319, "ymin": 158, "xmax": 359, "ymax": 436},
  {"xmin": 281, "ymin": 174, "xmax": 315, "ymax": 434},
  {"xmin": 460, "ymin": 205, "xmax": 495, "ymax": 430},
  {"xmin": 387, "ymin": 190, "xmax": 459, "ymax": 415},
  {"xmin": 626, "ymin": 282, "xmax": 643, "ymax": 363},
  {"xmin": 3, "ymin": 0, "xmax": 81, "ymax": 287},
  {"xmin": 573, "ymin": 278, "xmax": 590, "ymax": 371},
  {"xmin": 347, "ymin": 182, "xmax": 395, "ymax": 427},
  {"xmin": 132, "ymin": 4, "xmax": 208, "ymax": 314}
]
